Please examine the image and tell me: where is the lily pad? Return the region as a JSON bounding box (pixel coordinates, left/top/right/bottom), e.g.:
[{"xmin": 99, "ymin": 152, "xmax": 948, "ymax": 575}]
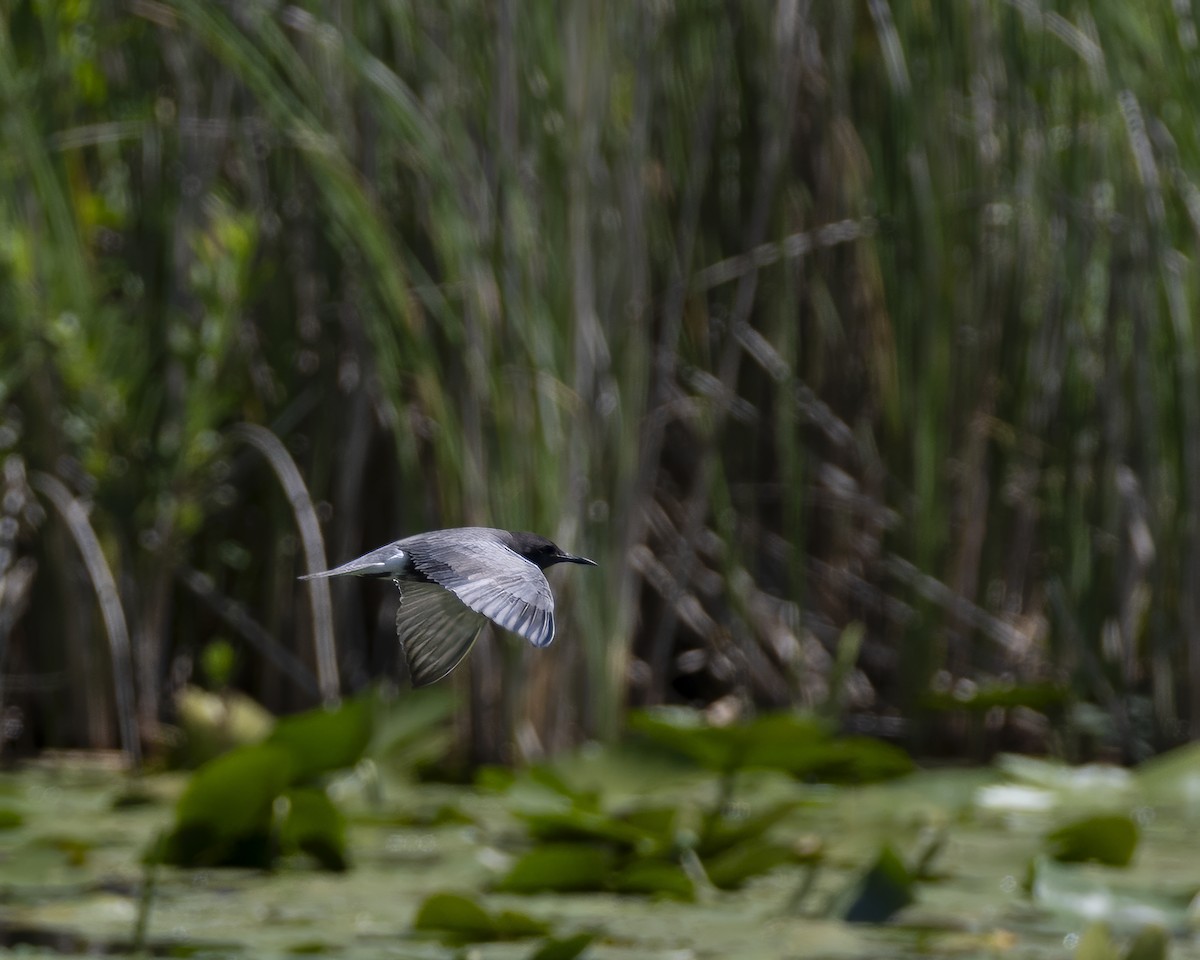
[
  {"xmin": 367, "ymin": 686, "xmax": 457, "ymax": 768},
  {"xmin": 267, "ymin": 694, "xmax": 374, "ymax": 785},
  {"xmin": 629, "ymin": 708, "xmax": 911, "ymax": 783},
  {"xmin": 1074, "ymin": 922, "xmax": 1121, "ymax": 960},
  {"xmin": 519, "ymin": 808, "xmax": 650, "ymax": 849},
  {"xmin": 280, "ymin": 786, "xmax": 348, "ymax": 871},
  {"xmin": 497, "ymin": 844, "xmax": 616, "ymax": 894},
  {"xmin": 163, "ymin": 742, "xmax": 293, "ymax": 868},
  {"xmin": 1137, "ymin": 741, "xmax": 1200, "ymax": 809},
  {"xmin": 835, "ymin": 844, "xmax": 915, "ymax": 923},
  {"xmin": 1046, "ymin": 814, "xmax": 1139, "ymax": 867},
  {"xmin": 1027, "ymin": 856, "xmax": 1197, "ymax": 932},
  {"xmin": 997, "ymin": 754, "xmax": 1133, "ymax": 797},
  {"xmin": 161, "ymin": 695, "xmax": 378, "ymax": 869},
  {"xmin": 1073, "ymin": 921, "xmax": 1169, "ymax": 960},
  {"xmin": 413, "ymin": 892, "xmax": 549, "ymax": 945},
  {"xmin": 619, "ymin": 805, "xmax": 677, "ymax": 842},
  {"xmin": 703, "ymin": 838, "xmax": 799, "ymax": 890},
  {"xmin": 698, "ymin": 801, "xmax": 800, "ymax": 857},
  {"xmin": 1124, "ymin": 924, "xmax": 1169, "ymax": 960},
  {"xmin": 629, "ymin": 708, "xmax": 827, "ymax": 774},
  {"xmin": 795, "ymin": 736, "xmax": 914, "ymax": 784},
  {"xmin": 527, "ymin": 932, "xmax": 596, "ymax": 960},
  {"xmin": 519, "ymin": 803, "xmax": 675, "ymax": 857},
  {"xmin": 610, "ymin": 858, "xmax": 695, "ymax": 900},
  {"xmin": 414, "ymin": 892, "xmax": 494, "ymax": 940}
]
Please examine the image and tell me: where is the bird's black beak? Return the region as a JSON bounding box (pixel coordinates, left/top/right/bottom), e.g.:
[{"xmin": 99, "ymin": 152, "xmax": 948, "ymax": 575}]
[{"xmin": 557, "ymin": 552, "xmax": 597, "ymax": 566}]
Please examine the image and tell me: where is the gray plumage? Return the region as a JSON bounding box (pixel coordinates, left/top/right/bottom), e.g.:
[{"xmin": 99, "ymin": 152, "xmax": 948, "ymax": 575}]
[{"xmin": 300, "ymin": 527, "xmax": 595, "ymax": 686}]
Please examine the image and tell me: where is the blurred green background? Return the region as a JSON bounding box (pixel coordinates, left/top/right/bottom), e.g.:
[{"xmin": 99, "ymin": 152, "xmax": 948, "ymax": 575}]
[{"xmin": 2, "ymin": 0, "xmax": 1198, "ymax": 768}]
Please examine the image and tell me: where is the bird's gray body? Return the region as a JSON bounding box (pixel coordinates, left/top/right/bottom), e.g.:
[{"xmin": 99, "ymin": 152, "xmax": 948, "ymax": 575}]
[{"xmin": 301, "ymin": 527, "xmax": 594, "ymax": 686}]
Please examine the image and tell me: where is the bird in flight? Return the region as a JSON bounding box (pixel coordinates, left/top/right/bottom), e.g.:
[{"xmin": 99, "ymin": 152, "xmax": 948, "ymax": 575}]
[{"xmin": 301, "ymin": 527, "xmax": 595, "ymax": 686}]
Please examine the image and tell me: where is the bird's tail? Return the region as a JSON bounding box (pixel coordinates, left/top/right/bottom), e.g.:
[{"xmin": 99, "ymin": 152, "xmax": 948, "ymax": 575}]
[{"xmin": 298, "ymin": 544, "xmax": 409, "ymax": 581}]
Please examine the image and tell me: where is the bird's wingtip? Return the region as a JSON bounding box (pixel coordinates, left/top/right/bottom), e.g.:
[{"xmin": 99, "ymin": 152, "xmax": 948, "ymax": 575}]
[{"xmin": 530, "ymin": 611, "xmax": 556, "ymax": 648}]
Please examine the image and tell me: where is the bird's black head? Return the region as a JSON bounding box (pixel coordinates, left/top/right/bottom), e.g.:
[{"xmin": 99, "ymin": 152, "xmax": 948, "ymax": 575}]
[{"xmin": 506, "ymin": 531, "xmax": 597, "ymax": 569}]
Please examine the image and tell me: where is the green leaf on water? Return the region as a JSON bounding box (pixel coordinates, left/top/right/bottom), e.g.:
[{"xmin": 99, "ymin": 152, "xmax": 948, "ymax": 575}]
[
  {"xmin": 1074, "ymin": 922, "xmax": 1121, "ymax": 960},
  {"xmin": 698, "ymin": 801, "xmax": 800, "ymax": 857},
  {"xmin": 161, "ymin": 694, "xmax": 376, "ymax": 869},
  {"xmin": 162, "ymin": 742, "xmax": 292, "ymax": 867},
  {"xmin": 279, "ymin": 786, "xmax": 347, "ymax": 871},
  {"xmin": 1046, "ymin": 814, "xmax": 1139, "ymax": 867},
  {"xmin": 1123, "ymin": 925, "xmax": 1169, "ymax": 960},
  {"xmin": 1027, "ymin": 856, "xmax": 1196, "ymax": 930},
  {"xmin": 628, "ymin": 708, "xmax": 911, "ymax": 783},
  {"xmin": 619, "ymin": 805, "xmax": 677, "ymax": 844},
  {"xmin": 836, "ymin": 844, "xmax": 915, "ymax": 923},
  {"xmin": 519, "ymin": 802, "xmax": 675, "ymax": 856},
  {"xmin": 174, "ymin": 742, "xmax": 293, "ymax": 832},
  {"xmin": 629, "ymin": 708, "xmax": 827, "ymax": 774},
  {"xmin": 367, "ymin": 686, "xmax": 456, "ymax": 765},
  {"xmin": 793, "ymin": 736, "xmax": 914, "ymax": 784},
  {"xmin": 527, "ymin": 932, "xmax": 596, "ymax": 960},
  {"xmin": 475, "ymin": 765, "xmax": 517, "ymax": 793},
  {"xmin": 493, "ymin": 909, "xmax": 553, "ymax": 939},
  {"xmin": 519, "ymin": 808, "xmax": 648, "ymax": 849},
  {"xmin": 267, "ymin": 693, "xmax": 374, "ymax": 784},
  {"xmin": 287, "ymin": 941, "xmax": 336, "ymax": 955},
  {"xmin": 703, "ymin": 838, "xmax": 799, "ymax": 890},
  {"xmin": 497, "ymin": 843, "xmax": 616, "ymax": 894},
  {"xmin": 413, "ymin": 892, "xmax": 549, "ymax": 944},
  {"xmin": 414, "ymin": 892, "xmax": 494, "ymax": 940},
  {"xmin": 1137, "ymin": 741, "xmax": 1200, "ymax": 807},
  {"xmin": 610, "ymin": 858, "xmax": 695, "ymax": 901},
  {"xmin": 526, "ymin": 764, "xmax": 598, "ymax": 806}
]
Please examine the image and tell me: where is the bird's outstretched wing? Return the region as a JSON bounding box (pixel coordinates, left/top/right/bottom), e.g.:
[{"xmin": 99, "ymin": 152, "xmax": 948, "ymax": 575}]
[
  {"xmin": 394, "ymin": 580, "xmax": 488, "ymax": 686},
  {"xmin": 406, "ymin": 533, "xmax": 556, "ymax": 647}
]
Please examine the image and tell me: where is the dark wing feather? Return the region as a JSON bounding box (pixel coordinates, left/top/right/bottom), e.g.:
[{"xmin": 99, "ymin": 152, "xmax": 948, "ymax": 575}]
[
  {"xmin": 394, "ymin": 580, "xmax": 488, "ymax": 686},
  {"xmin": 405, "ymin": 532, "xmax": 556, "ymax": 647}
]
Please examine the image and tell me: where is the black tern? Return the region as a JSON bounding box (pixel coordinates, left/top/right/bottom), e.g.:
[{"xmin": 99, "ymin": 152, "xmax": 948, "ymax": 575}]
[{"xmin": 301, "ymin": 527, "xmax": 595, "ymax": 686}]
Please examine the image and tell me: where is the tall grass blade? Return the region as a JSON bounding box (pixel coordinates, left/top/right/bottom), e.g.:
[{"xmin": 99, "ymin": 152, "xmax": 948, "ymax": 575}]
[
  {"xmin": 231, "ymin": 424, "xmax": 339, "ymax": 704},
  {"xmin": 32, "ymin": 473, "xmax": 140, "ymax": 767}
]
